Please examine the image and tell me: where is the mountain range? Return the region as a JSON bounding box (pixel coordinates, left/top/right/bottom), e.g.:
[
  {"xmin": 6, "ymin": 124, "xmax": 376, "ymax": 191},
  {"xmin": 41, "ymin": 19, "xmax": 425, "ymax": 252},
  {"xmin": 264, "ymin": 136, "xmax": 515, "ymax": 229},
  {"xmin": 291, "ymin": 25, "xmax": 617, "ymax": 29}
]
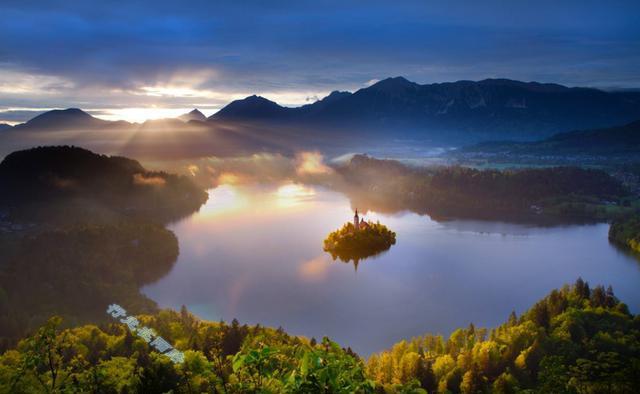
[
  {"xmin": 211, "ymin": 77, "xmax": 640, "ymax": 140},
  {"xmin": 2, "ymin": 77, "xmax": 640, "ymax": 157},
  {"xmin": 458, "ymin": 120, "xmax": 640, "ymax": 160}
]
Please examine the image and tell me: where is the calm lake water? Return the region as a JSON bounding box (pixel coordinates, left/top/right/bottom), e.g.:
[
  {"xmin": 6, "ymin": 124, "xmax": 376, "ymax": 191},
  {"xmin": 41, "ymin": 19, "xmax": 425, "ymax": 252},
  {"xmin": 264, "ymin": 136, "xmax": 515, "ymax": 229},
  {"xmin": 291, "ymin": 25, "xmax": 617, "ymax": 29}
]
[{"xmin": 142, "ymin": 183, "xmax": 640, "ymax": 356}]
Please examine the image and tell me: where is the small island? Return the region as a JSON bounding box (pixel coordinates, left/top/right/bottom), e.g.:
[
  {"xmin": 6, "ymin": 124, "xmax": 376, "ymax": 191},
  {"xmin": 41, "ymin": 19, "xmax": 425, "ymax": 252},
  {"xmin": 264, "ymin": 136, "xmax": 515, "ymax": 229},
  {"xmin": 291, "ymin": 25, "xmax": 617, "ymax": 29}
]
[{"xmin": 323, "ymin": 209, "xmax": 396, "ymax": 266}]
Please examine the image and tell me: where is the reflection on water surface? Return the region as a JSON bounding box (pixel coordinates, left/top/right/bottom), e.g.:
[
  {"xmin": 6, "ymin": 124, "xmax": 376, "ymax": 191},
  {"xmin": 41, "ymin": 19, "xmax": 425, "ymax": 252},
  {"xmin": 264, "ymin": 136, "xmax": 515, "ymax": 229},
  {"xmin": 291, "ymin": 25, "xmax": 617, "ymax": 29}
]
[{"xmin": 143, "ymin": 182, "xmax": 640, "ymax": 355}]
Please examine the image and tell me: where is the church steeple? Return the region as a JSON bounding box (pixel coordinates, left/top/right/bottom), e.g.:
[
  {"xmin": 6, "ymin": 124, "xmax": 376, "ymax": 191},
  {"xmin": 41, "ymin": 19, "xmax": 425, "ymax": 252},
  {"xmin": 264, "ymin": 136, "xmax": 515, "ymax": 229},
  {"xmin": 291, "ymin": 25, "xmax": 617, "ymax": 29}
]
[{"xmin": 354, "ymin": 209, "xmax": 360, "ymax": 230}]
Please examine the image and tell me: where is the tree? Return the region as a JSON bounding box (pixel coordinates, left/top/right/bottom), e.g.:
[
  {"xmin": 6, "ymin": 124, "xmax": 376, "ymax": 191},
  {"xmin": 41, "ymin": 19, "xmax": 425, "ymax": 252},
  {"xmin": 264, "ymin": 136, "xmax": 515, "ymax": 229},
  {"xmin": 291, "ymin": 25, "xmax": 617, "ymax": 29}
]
[
  {"xmin": 492, "ymin": 371, "xmax": 519, "ymax": 394},
  {"xmin": 538, "ymin": 356, "xmax": 570, "ymax": 394},
  {"xmin": 574, "ymin": 277, "xmax": 590, "ymax": 300},
  {"xmin": 16, "ymin": 316, "xmax": 76, "ymax": 393},
  {"xmin": 433, "ymin": 354, "xmax": 455, "ymax": 382},
  {"xmin": 88, "ymin": 357, "xmax": 141, "ymax": 393},
  {"xmin": 531, "ymin": 302, "xmax": 550, "ymax": 329},
  {"xmin": 460, "ymin": 365, "xmax": 483, "ymax": 394},
  {"xmin": 507, "ymin": 311, "xmax": 518, "ymax": 327},
  {"xmin": 396, "ymin": 352, "xmax": 420, "ymax": 384},
  {"xmin": 415, "ymin": 359, "xmax": 437, "ymax": 393},
  {"xmin": 376, "ymin": 353, "xmax": 395, "ymax": 384},
  {"xmin": 590, "ymin": 286, "xmax": 607, "ymax": 308}
]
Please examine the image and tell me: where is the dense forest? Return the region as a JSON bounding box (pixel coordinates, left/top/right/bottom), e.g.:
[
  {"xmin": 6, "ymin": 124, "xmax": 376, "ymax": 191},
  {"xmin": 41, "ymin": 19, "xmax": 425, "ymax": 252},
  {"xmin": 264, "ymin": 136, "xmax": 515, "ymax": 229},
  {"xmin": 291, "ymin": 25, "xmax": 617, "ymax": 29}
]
[
  {"xmin": 0, "ymin": 280, "xmax": 637, "ymax": 393},
  {"xmin": 0, "ymin": 146, "xmax": 209, "ymax": 350},
  {"xmin": 0, "ymin": 146, "xmax": 208, "ymax": 224},
  {"xmin": 332, "ymin": 155, "xmax": 636, "ymax": 221},
  {"xmin": 367, "ymin": 278, "xmax": 639, "ymax": 393},
  {"xmin": 609, "ymin": 216, "xmax": 640, "ymax": 253},
  {"xmin": 0, "ymin": 309, "xmax": 372, "ymax": 393},
  {"xmin": 0, "ymin": 223, "xmax": 178, "ymax": 350}
]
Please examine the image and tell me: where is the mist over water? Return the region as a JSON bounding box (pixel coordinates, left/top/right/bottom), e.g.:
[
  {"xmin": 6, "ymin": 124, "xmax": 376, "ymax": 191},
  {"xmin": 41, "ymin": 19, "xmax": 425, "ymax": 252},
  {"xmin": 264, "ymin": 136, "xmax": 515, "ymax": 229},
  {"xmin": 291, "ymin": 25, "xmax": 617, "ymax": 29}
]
[{"xmin": 142, "ymin": 183, "xmax": 640, "ymax": 356}]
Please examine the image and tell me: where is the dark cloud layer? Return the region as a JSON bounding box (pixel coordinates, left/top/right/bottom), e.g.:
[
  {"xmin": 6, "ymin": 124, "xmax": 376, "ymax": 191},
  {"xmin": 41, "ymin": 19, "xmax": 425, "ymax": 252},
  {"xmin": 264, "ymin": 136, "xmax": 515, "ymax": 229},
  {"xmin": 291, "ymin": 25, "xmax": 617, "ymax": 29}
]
[{"xmin": 1, "ymin": 0, "xmax": 639, "ymax": 122}]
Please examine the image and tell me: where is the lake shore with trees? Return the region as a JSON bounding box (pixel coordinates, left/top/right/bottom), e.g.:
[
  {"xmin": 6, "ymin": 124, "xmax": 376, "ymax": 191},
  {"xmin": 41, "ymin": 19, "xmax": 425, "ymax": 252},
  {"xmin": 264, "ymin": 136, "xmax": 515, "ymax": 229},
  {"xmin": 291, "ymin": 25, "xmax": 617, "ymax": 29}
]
[
  {"xmin": 0, "ymin": 279, "xmax": 637, "ymax": 393},
  {"xmin": 329, "ymin": 154, "xmax": 639, "ymax": 223},
  {"xmin": 1, "ymin": 147, "xmax": 639, "ymax": 392},
  {"xmin": 609, "ymin": 216, "xmax": 640, "ymax": 254},
  {"xmin": 0, "ymin": 146, "xmax": 208, "ymax": 349}
]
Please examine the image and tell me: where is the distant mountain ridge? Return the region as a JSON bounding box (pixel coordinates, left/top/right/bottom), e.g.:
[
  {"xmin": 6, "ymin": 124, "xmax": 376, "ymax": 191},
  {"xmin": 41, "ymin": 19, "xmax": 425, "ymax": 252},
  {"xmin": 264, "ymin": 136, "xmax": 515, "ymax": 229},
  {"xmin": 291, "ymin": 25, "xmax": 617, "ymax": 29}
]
[
  {"xmin": 457, "ymin": 120, "xmax": 640, "ymax": 160},
  {"xmin": 5, "ymin": 77, "xmax": 640, "ymax": 146},
  {"xmin": 0, "ymin": 106, "xmax": 290, "ymax": 160},
  {"xmin": 14, "ymin": 108, "xmax": 110, "ymax": 130},
  {"xmin": 211, "ymin": 77, "xmax": 640, "ymax": 140}
]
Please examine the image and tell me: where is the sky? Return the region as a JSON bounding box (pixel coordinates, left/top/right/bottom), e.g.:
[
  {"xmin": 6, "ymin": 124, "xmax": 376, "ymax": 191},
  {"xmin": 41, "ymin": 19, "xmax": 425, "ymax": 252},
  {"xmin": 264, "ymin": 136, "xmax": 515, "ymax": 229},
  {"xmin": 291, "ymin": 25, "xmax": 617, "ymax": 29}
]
[{"xmin": 1, "ymin": 0, "xmax": 639, "ymax": 124}]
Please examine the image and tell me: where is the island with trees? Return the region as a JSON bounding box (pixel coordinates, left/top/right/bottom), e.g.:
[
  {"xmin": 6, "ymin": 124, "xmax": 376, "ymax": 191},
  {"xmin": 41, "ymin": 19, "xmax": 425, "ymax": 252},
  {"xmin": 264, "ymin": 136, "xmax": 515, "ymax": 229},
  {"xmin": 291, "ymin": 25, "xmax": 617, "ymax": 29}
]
[{"xmin": 323, "ymin": 209, "xmax": 396, "ymax": 266}]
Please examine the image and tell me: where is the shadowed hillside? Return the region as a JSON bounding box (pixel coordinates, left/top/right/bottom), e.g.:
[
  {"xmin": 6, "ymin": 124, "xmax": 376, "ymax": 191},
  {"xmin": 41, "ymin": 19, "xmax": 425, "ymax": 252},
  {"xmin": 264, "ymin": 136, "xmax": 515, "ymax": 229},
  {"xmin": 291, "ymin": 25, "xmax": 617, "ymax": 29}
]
[
  {"xmin": 0, "ymin": 146, "xmax": 208, "ymax": 223},
  {"xmin": 457, "ymin": 120, "xmax": 640, "ymax": 164},
  {"xmin": 0, "ymin": 146, "xmax": 209, "ymax": 349},
  {"xmin": 331, "ymin": 155, "xmax": 634, "ymax": 221}
]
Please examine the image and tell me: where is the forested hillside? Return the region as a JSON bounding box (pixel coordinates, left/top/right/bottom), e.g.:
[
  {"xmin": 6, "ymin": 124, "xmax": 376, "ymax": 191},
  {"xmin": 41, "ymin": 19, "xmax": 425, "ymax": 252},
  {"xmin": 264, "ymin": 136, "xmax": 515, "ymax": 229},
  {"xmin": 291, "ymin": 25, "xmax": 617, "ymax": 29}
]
[
  {"xmin": 0, "ymin": 280, "xmax": 637, "ymax": 393},
  {"xmin": 367, "ymin": 279, "xmax": 639, "ymax": 393},
  {"xmin": 609, "ymin": 216, "xmax": 640, "ymax": 253},
  {"xmin": 0, "ymin": 146, "xmax": 209, "ymax": 350},
  {"xmin": 0, "ymin": 146, "xmax": 208, "ymax": 223},
  {"xmin": 334, "ymin": 155, "xmax": 634, "ymax": 221}
]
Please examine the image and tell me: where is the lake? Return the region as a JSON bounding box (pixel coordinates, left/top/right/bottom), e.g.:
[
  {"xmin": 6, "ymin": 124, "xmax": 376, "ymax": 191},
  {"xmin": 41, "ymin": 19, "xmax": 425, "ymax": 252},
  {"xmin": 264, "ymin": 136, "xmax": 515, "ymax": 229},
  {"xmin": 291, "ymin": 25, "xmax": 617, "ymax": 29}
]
[{"xmin": 142, "ymin": 182, "xmax": 640, "ymax": 356}]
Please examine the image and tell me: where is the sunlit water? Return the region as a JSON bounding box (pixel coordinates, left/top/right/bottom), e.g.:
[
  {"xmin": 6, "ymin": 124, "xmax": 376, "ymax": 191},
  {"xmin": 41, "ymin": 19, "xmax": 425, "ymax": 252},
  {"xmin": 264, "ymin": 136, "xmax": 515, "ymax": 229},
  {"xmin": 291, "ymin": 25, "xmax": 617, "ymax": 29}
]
[{"xmin": 142, "ymin": 183, "xmax": 640, "ymax": 356}]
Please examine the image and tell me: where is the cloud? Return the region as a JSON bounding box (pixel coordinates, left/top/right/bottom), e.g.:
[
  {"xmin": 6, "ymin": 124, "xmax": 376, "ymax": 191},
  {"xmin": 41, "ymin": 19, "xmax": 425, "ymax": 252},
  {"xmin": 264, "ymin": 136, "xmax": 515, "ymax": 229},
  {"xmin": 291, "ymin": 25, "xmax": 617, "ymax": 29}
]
[
  {"xmin": 1, "ymin": 0, "xmax": 639, "ymax": 119},
  {"xmin": 298, "ymin": 255, "xmax": 331, "ymax": 282},
  {"xmin": 217, "ymin": 172, "xmax": 242, "ymax": 185},
  {"xmin": 0, "ymin": 69, "xmax": 74, "ymax": 95},
  {"xmin": 0, "ymin": 108, "xmax": 54, "ymax": 124},
  {"xmin": 295, "ymin": 151, "xmax": 333, "ymax": 176},
  {"xmin": 164, "ymin": 152, "xmax": 338, "ymax": 190}
]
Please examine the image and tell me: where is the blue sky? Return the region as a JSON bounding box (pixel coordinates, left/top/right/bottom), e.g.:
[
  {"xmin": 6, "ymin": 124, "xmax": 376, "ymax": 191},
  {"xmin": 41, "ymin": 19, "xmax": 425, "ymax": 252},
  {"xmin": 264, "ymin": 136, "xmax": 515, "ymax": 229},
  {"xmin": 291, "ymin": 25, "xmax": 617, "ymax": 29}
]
[{"xmin": 1, "ymin": 0, "xmax": 639, "ymax": 123}]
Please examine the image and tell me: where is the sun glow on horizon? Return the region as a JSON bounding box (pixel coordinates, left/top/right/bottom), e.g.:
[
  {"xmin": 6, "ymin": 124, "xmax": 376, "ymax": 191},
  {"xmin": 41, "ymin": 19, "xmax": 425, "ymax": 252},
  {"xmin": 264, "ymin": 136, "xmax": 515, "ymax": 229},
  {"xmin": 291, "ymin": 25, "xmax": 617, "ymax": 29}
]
[{"xmin": 91, "ymin": 107, "xmax": 216, "ymax": 123}]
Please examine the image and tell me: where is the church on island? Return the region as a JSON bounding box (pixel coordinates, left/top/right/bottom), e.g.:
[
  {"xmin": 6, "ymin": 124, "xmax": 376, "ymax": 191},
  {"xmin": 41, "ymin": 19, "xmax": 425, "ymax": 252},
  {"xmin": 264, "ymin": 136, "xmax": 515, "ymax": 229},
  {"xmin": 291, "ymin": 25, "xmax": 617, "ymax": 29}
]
[{"xmin": 353, "ymin": 209, "xmax": 370, "ymax": 231}]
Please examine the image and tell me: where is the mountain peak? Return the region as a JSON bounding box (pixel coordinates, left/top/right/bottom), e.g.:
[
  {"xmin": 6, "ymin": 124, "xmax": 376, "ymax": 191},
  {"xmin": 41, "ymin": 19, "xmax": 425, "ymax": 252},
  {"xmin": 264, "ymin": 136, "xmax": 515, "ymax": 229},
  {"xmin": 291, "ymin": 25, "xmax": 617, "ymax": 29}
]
[
  {"xmin": 211, "ymin": 95, "xmax": 286, "ymax": 120},
  {"xmin": 245, "ymin": 95, "xmax": 278, "ymax": 104},
  {"xmin": 367, "ymin": 76, "xmax": 417, "ymax": 94},
  {"xmin": 20, "ymin": 108, "xmax": 103, "ymax": 130},
  {"xmin": 178, "ymin": 108, "xmax": 206, "ymax": 122},
  {"xmin": 32, "ymin": 108, "xmax": 93, "ymax": 120},
  {"xmin": 323, "ymin": 90, "xmax": 352, "ymax": 101}
]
